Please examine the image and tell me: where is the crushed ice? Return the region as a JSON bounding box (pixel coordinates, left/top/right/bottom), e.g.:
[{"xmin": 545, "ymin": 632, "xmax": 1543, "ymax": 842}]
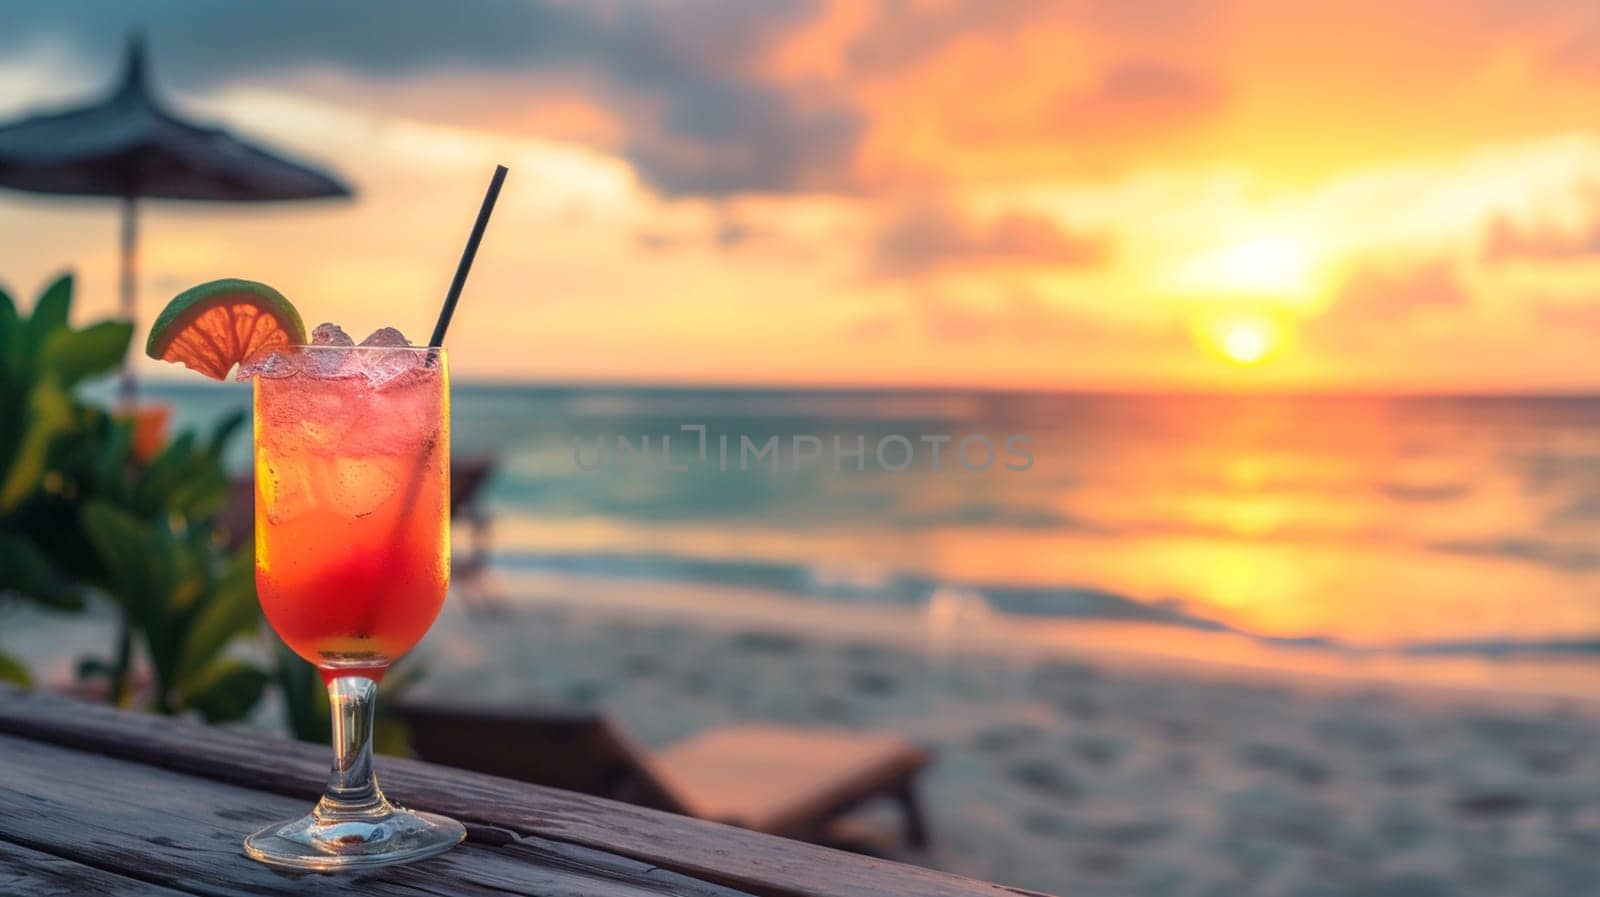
[
  {"xmin": 359, "ymin": 327, "xmax": 410, "ymax": 347},
  {"xmin": 312, "ymin": 322, "xmax": 354, "ymax": 346},
  {"xmin": 237, "ymin": 323, "xmax": 429, "ymax": 386},
  {"xmin": 236, "ymin": 349, "xmax": 294, "ymax": 380}
]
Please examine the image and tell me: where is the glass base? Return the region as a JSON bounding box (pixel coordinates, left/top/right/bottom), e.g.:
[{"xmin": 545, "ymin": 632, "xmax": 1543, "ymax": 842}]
[{"xmin": 244, "ymin": 801, "xmax": 465, "ymax": 871}]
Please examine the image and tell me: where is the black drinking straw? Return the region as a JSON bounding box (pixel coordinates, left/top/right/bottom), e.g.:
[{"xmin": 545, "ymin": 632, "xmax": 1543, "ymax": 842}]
[
  {"xmin": 429, "ymin": 164, "xmax": 508, "ymax": 347},
  {"xmin": 363, "ymin": 165, "xmax": 508, "ymax": 637}
]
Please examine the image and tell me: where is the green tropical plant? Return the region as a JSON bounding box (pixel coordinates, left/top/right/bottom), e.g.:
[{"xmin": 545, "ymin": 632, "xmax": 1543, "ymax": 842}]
[
  {"xmin": 0, "ymin": 273, "xmax": 264, "ymax": 720},
  {"xmin": 76, "ymin": 496, "xmax": 266, "ymax": 721},
  {"xmin": 0, "ymin": 274, "xmax": 132, "ymax": 682},
  {"xmin": 68, "ymin": 408, "xmax": 258, "ymax": 714}
]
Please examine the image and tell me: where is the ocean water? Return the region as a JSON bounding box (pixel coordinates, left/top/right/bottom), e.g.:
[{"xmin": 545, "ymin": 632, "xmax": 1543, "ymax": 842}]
[{"xmin": 151, "ymin": 382, "xmax": 1600, "ymax": 685}]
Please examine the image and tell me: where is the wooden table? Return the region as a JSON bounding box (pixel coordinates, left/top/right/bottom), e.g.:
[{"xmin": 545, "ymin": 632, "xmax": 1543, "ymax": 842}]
[{"xmin": 0, "ymin": 686, "xmax": 1045, "ymax": 897}]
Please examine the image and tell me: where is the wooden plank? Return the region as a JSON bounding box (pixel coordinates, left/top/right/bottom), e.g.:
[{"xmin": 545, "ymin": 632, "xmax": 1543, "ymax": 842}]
[
  {"xmin": 0, "ymin": 840, "xmax": 191, "ymax": 897},
  {"xmin": 0, "ymin": 733, "xmax": 750, "ymax": 897},
  {"xmin": 0, "ymin": 685, "xmax": 1046, "ymax": 897}
]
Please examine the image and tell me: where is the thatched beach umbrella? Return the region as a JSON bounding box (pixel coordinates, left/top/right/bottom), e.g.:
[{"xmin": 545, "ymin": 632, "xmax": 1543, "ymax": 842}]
[{"xmin": 0, "ymin": 34, "xmax": 351, "ymax": 401}]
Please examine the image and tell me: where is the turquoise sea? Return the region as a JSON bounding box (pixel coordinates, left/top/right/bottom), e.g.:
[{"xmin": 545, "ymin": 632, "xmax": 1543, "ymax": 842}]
[{"xmin": 145, "ymin": 381, "xmax": 1600, "ymax": 687}]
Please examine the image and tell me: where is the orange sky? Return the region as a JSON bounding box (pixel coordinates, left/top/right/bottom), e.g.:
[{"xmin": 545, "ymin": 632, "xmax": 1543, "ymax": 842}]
[{"xmin": 6, "ymin": 0, "xmax": 1600, "ymax": 390}]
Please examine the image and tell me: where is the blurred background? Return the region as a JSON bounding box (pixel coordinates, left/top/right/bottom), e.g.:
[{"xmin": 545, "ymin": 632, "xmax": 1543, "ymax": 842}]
[{"xmin": 8, "ymin": 3, "xmax": 1600, "ymax": 896}]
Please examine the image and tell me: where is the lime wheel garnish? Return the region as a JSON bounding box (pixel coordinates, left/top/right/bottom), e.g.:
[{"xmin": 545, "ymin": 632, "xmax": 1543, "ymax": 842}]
[{"xmin": 145, "ymin": 279, "xmax": 305, "ymax": 380}]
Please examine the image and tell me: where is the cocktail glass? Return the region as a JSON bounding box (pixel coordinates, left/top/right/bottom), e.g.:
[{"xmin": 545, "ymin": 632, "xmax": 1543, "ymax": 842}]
[{"xmin": 243, "ymin": 345, "xmax": 465, "ymax": 869}]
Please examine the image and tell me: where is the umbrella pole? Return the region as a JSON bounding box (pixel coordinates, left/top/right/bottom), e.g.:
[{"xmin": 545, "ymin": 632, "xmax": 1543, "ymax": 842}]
[{"xmin": 118, "ymin": 193, "xmax": 138, "ymax": 406}]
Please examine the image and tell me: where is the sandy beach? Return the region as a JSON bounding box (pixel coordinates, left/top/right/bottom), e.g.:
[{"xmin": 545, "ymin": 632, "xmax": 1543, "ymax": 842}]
[{"xmin": 378, "ymin": 577, "xmax": 1600, "ymax": 897}]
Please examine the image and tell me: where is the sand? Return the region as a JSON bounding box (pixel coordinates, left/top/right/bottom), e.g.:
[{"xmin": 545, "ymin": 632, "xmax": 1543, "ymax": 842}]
[{"xmin": 414, "ymin": 585, "xmax": 1600, "ymax": 897}]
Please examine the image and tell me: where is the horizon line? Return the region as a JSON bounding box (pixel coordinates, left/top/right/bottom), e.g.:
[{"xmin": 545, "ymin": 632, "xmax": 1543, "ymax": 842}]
[{"xmin": 132, "ymin": 374, "xmax": 1600, "ymax": 401}]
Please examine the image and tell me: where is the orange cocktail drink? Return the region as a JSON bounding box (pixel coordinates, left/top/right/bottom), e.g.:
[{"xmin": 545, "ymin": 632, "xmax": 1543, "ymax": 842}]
[
  {"xmin": 154, "ymin": 157, "xmax": 504, "ymax": 871},
  {"xmin": 253, "ymin": 346, "xmax": 449, "ymax": 682}
]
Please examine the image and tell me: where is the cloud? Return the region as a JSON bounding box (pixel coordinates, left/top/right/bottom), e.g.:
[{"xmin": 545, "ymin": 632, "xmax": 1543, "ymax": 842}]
[
  {"xmin": 1339, "ymin": 260, "xmax": 1470, "ymax": 315},
  {"xmin": 900, "ymin": 289, "xmax": 1176, "ymax": 348},
  {"xmin": 1428, "ymin": 537, "xmax": 1600, "ymax": 574},
  {"xmin": 0, "ymin": 1, "xmax": 1237, "ymax": 198},
  {"xmin": 1520, "ymin": 0, "xmax": 1600, "ymax": 79},
  {"xmin": 871, "ymin": 201, "xmax": 1110, "ymax": 278},
  {"xmin": 1059, "ymin": 60, "xmax": 1220, "ymax": 133},
  {"xmin": 1309, "ymin": 259, "xmax": 1472, "ymax": 347},
  {"xmin": 842, "ymin": 286, "xmax": 1170, "ymax": 348},
  {"xmin": 634, "ymin": 230, "xmax": 686, "ymax": 254},
  {"xmin": 0, "ymin": 0, "xmax": 865, "ymax": 198},
  {"xmin": 841, "ymin": 0, "xmax": 1214, "ymax": 76},
  {"xmin": 621, "ymin": 85, "xmax": 864, "ymax": 196},
  {"xmin": 930, "ymin": 56, "xmax": 1221, "ymax": 152},
  {"xmin": 1483, "ymin": 211, "xmax": 1600, "ymax": 263},
  {"xmin": 632, "ymin": 210, "xmax": 779, "ymax": 255},
  {"xmin": 841, "ymin": 0, "xmax": 1062, "ymax": 75},
  {"xmin": 0, "ymin": 1, "xmax": 812, "ymax": 86}
]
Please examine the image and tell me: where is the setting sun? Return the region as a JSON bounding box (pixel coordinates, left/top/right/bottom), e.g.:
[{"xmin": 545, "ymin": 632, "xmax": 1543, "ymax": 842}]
[
  {"xmin": 1221, "ymin": 323, "xmax": 1271, "ymax": 364},
  {"xmin": 1199, "ymin": 314, "xmax": 1287, "ymax": 366}
]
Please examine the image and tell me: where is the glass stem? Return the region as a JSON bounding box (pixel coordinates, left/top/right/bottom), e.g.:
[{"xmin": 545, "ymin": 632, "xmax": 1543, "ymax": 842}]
[{"xmin": 318, "ymin": 676, "xmax": 388, "ymax": 818}]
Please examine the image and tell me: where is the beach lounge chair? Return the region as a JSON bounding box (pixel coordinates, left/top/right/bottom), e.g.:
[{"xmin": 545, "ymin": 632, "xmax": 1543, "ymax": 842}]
[
  {"xmin": 449, "ymin": 454, "xmax": 496, "ymax": 561},
  {"xmin": 396, "ymin": 698, "xmax": 932, "ymax": 848},
  {"xmin": 445, "ymin": 454, "xmax": 503, "ymax": 613}
]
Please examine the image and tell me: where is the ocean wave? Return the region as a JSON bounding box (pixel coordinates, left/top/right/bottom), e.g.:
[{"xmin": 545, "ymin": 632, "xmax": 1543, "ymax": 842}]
[
  {"xmin": 1424, "ymin": 538, "xmax": 1600, "ymax": 573},
  {"xmin": 486, "ymin": 548, "xmax": 1600, "ymax": 664},
  {"xmin": 491, "ymin": 548, "xmax": 1229, "ymax": 630},
  {"xmin": 1398, "ymin": 637, "xmax": 1600, "ymax": 658}
]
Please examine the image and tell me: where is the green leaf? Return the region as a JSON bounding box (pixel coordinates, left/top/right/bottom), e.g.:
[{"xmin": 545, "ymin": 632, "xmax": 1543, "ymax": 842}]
[
  {"xmin": 41, "ymin": 321, "xmax": 133, "ymax": 387},
  {"xmin": 208, "ymin": 409, "xmax": 247, "ymax": 458},
  {"xmin": 83, "ymin": 416, "xmax": 135, "ymax": 499},
  {"xmin": 0, "ymin": 533, "xmax": 83, "ymax": 610},
  {"xmin": 165, "ymin": 465, "xmax": 229, "ymax": 521},
  {"xmin": 0, "ymin": 377, "xmax": 76, "ymax": 513},
  {"xmin": 175, "ymin": 555, "xmax": 259, "ymax": 682},
  {"xmin": 132, "ymin": 432, "xmax": 196, "ymax": 513},
  {"xmin": 179, "ymin": 659, "xmax": 268, "ymax": 723},
  {"xmin": 0, "ymin": 283, "xmax": 18, "ymax": 379},
  {"xmin": 0, "ymin": 282, "xmax": 31, "ymax": 475},
  {"xmin": 0, "ymin": 652, "xmax": 32, "ymax": 687},
  {"xmin": 81, "ymin": 501, "xmax": 152, "ymax": 594},
  {"xmin": 27, "ymin": 273, "xmax": 72, "ymax": 341},
  {"xmin": 80, "ymin": 500, "xmax": 170, "ymax": 643}
]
